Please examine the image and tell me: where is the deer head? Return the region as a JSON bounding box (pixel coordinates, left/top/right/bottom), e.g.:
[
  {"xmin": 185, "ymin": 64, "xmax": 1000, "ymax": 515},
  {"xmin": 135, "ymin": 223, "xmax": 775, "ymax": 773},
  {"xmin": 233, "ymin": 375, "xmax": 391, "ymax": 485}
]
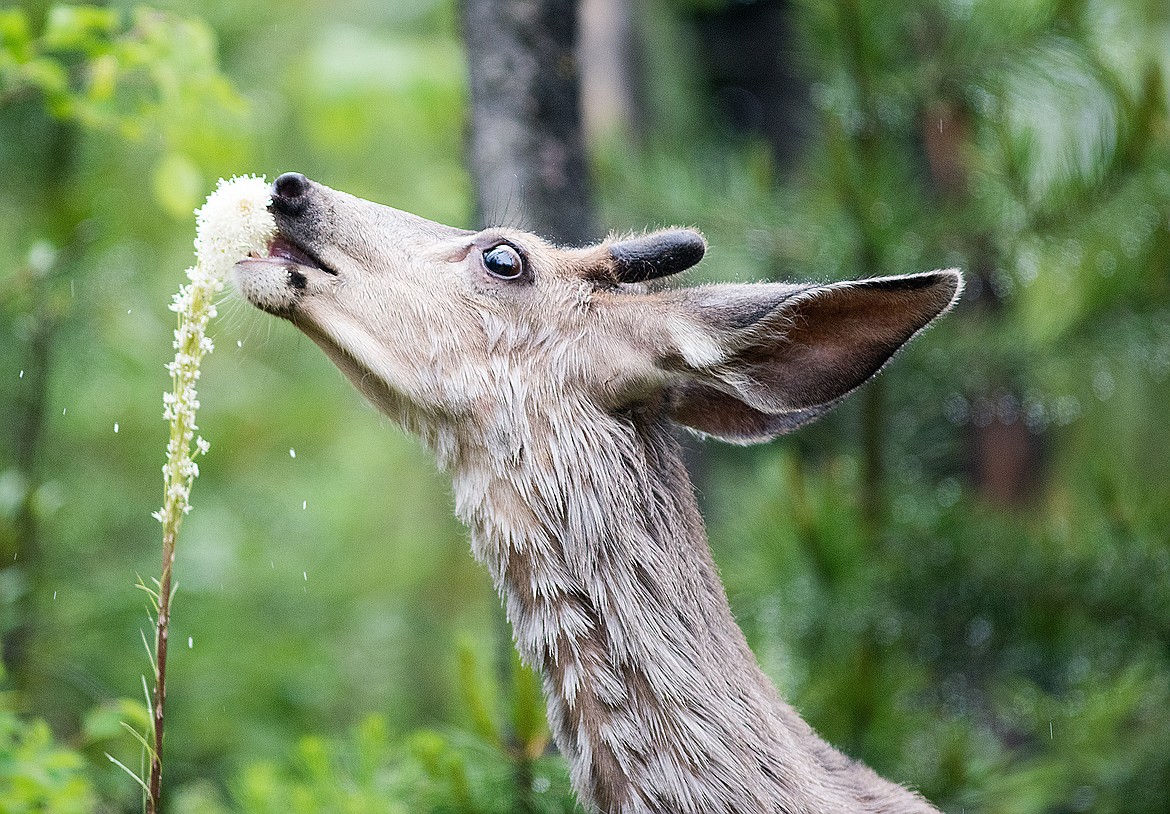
[
  {"xmin": 235, "ymin": 172, "xmax": 961, "ymax": 458},
  {"xmin": 236, "ymin": 173, "xmax": 962, "ymax": 813}
]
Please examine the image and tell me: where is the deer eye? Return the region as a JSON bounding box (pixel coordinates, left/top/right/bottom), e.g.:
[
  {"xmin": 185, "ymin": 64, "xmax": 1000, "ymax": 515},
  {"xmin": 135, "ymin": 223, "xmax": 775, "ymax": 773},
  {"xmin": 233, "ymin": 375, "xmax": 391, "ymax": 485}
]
[{"xmin": 483, "ymin": 243, "xmax": 525, "ymax": 280}]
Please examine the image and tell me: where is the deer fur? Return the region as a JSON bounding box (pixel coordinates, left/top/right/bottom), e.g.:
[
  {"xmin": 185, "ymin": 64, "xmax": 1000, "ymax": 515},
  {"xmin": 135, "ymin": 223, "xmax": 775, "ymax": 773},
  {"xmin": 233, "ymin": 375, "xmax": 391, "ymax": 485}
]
[{"xmin": 235, "ymin": 173, "xmax": 961, "ymax": 814}]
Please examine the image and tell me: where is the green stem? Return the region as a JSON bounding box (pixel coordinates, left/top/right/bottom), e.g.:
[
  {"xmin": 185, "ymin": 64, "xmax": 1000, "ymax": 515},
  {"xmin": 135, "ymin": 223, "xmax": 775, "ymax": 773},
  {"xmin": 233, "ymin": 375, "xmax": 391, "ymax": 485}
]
[
  {"xmin": 148, "ymin": 281, "xmax": 214, "ymax": 814},
  {"xmin": 147, "ymin": 529, "xmax": 174, "ymax": 814}
]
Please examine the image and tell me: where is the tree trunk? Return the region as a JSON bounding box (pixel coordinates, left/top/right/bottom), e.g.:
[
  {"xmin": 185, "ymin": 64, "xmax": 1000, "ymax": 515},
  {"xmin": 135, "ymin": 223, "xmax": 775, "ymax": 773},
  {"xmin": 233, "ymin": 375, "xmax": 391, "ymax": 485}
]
[
  {"xmin": 579, "ymin": 0, "xmax": 639, "ymax": 146},
  {"xmin": 461, "ymin": 0, "xmax": 596, "ymax": 244},
  {"xmin": 1, "ymin": 115, "xmax": 79, "ymax": 692}
]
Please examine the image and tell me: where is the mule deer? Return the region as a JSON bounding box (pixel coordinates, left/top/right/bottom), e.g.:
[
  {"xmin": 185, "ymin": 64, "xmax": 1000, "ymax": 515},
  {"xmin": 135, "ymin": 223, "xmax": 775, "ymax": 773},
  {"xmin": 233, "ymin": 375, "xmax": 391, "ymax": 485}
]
[{"xmin": 236, "ymin": 172, "xmax": 961, "ymax": 814}]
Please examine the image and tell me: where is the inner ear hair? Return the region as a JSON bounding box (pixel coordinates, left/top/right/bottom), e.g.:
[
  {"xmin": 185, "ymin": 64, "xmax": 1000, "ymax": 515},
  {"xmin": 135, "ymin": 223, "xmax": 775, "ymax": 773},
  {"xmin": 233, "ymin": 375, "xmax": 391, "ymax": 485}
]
[
  {"xmin": 662, "ymin": 269, "xmax": 963, "ymax": 443},
  {"xmin": 608, "ymin": 229, "xmax": 707, "ymax": 284}
]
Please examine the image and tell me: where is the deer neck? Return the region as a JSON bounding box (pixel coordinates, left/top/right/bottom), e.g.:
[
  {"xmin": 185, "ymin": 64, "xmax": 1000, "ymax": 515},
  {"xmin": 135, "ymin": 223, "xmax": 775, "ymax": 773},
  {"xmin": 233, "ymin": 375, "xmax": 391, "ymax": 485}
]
[{"xmin": 447, "ymin": 401, "xmax": 804, "ymax": 813}]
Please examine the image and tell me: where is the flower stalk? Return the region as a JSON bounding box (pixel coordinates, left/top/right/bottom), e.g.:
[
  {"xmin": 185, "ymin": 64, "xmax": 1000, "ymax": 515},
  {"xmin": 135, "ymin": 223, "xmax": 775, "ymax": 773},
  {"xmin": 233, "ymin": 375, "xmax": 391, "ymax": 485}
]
[{"xmin": 145, "ymin": 176, "xmax": 274, "ymax": 814}]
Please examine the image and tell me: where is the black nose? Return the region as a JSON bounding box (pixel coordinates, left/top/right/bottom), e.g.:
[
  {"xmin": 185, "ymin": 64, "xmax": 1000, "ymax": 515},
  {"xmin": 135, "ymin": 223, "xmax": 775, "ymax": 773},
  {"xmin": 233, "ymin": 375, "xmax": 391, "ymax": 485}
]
[{"xmin": 271, "ymin": 172, "xmax": 310, "ymax": 211}]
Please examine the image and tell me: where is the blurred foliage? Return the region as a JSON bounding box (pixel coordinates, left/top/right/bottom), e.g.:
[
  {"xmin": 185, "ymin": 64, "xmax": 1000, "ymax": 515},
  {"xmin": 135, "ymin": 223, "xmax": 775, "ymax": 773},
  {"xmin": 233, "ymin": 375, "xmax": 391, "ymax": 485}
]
[
  {"xmin": 1, "ymin": 0, "xmax": 1168, "ymax": 812},
  {"xmin": 167, "ymin": 643, "xmax": 575, "ymax": 814},
  {"xmin": 0, "ymin": 3, "xmax": 245, "ymax": 217},
  {"xmin": 0, "ymin": 683, "xmax": 96, "ymax": 814},
  {"xmin": 0, "ymin": 660, "xmax": 154, "ymax": 813}
]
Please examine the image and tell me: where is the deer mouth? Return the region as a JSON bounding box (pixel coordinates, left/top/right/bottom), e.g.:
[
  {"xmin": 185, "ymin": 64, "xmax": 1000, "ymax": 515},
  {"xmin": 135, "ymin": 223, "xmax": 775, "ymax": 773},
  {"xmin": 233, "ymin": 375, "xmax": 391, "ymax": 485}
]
[
  {"xmin": 234, "ymin": 231, "xmax": 340, "ymax": 316},
  {"xmin": 254, "ymin": 233, "xmax": 338, "ymax": 277}
]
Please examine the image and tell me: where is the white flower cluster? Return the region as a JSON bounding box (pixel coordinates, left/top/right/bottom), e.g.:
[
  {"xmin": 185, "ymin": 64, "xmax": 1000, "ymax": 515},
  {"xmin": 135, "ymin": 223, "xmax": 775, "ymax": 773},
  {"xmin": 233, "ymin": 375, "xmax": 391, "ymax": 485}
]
[{"xmin": 155, "ymin": 176, "xmax": 276, "ymax": 527}]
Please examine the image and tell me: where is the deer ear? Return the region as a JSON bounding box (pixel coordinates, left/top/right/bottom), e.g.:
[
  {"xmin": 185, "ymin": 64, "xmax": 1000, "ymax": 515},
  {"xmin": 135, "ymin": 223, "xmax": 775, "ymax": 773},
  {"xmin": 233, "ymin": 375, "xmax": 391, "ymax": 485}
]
[
  {"xmin": 661, "ymin": 270, "xmax": 962, "ymax": 444},
  {"xmin": 609, "ymin": 229, "xmax": 706, "ymax": 283}
]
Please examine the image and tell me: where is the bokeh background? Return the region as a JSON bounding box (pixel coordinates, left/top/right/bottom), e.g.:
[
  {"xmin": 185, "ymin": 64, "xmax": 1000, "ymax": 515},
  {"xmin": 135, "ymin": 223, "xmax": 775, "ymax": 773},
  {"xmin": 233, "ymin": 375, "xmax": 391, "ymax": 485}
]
[{"xmin": 2, "ymin": 1, "xmax": 1168, "ymax": 812}]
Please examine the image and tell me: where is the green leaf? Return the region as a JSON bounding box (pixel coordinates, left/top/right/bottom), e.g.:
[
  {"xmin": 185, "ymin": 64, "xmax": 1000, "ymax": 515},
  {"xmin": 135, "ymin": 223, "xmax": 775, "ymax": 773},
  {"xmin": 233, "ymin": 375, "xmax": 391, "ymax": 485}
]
[
  {"xmin": 510, "ymin": 648, "xmax": 547, "ymax": 758},
  {"xmin": 295, "ymin": 735, "xmax": 331, "ymax": 785},
  {"xmin": 20, "ymin": 56, "xmax": 69, "ymax": 95},
  {"xmin": 152, "ymin": 152, "xmax": 203, "ymax": 219},
  {"xmin": 86, "ymin": 52, "xmax": 117, "ymax": 103},
  {"xmin": 82, "ymin": 698, "xmax": 151, "ymax": 743},
  {"xmin": 407, "ymin": 729, "xmax": 447, "ymax": 777},
  {"xmin": 106, "ymin": 753, "xmax": 150, "ymax": 796},
  {"xmin": 441, "ymin": 748, "xmax": 475, "ymax": 812},
  {"xmin": 0, "ymin": 8, "xmax": 32, "ymax": 63},
  {"xmin": 42, "ymin": 5, "xmax": 120, "ymax": 53},
  {"xmin": 456, "ymin": 638, "xmax": 501, "ymax": 746},
  {"xmin": 353, "ymin": 715, "xmax": 389, "ymax": 785}
]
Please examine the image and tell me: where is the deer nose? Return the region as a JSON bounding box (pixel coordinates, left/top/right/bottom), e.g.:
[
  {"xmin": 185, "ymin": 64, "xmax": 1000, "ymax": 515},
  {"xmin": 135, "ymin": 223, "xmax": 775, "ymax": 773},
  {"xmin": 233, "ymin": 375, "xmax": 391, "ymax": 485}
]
[{"xmin": 271, "ymin": 172, "xmax": 310, "ymax": 213}]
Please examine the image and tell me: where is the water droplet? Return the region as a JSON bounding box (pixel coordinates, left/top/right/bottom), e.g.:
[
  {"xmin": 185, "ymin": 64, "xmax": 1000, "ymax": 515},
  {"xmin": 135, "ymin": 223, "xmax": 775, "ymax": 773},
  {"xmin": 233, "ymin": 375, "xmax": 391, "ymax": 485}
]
[
  {"xmin": 289, "ymin": 448, "xmax": 296, "ymax": 458},
  {"xmin": 188, "ymin": 636, "xmax": 193, "ymax": 649},
  {"xmin": 1092, "ymin": 369, "xmax": 1115, "ymax": 401},
  {"xmin": 114, "ymin": 422, "xmax": 120, "ymax": 433},
  {"xmin": 966, "ymin": 617, "xmax": 993, "ymax": 648},
  {"xmin": 943, "ymin": 392, "xmax": 970, "ymax": 425},
  {"xmin": 53, "ymin": 591, "xmax": 58, "ymax": 600},
  {"xmin": 1052, "ymin": 395, "xmax": 1082, "ymax": 426},
  {"xmin": 18, "ymin": 370, "xmax": 24, "ymax": 379},
  {"xmin": 62, "ymin": 407, "xmax": 67, "ymax": 416},
  {"xmin": 237, "ymin": 340, "xmax": 243, "ymax": 348},
  {"xmin": 128, "ymin": 309, "xmax": 133, "ymax": 314},
  {"xmin": 303, "ymin": 571, "xmax": 308, "ymax": 581},
  {"xmin": 936, "ymin": 477, "xmax": 961, "ymax": 508},
  {"xmin": 302, "ymin": 500, "xmax": 307, "ymax": 510}
]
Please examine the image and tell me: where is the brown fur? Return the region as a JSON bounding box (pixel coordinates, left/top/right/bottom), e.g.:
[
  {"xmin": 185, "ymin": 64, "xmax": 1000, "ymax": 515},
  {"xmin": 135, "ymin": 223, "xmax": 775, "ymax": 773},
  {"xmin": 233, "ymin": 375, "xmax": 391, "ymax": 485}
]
[{"xmin": 236, "ymin": 174, "xmax": 962, "ymax": 813}]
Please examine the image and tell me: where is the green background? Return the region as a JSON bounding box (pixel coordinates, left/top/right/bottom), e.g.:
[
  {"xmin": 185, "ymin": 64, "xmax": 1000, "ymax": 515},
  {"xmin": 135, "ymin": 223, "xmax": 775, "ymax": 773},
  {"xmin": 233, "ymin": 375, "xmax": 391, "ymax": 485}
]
[{"xmin": 2, "ymin": 1, "xmax": 1168, "ymax": 811}]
